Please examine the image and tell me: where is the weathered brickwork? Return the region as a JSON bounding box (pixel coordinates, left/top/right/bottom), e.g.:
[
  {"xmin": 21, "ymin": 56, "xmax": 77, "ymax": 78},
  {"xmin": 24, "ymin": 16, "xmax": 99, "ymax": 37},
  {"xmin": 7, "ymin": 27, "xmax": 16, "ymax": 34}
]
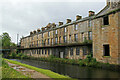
[{"xmin": 19, "ymin": 0, "xmax": 120, "ymax": 64}]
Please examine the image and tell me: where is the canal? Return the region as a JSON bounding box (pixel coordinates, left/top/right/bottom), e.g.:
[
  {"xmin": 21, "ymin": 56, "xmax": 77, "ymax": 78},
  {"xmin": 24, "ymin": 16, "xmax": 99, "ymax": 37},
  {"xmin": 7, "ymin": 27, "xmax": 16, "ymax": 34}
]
[{"xmin": 11, "ymin": 59, "xmax": 120, "ymax": 79}]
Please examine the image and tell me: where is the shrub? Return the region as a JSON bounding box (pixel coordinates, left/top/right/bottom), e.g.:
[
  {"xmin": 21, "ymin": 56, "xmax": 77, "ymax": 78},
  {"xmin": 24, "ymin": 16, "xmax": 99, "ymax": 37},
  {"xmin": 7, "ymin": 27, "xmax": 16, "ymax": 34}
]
[{"xmin": 9, "ymin": 52, "xmax": 17, "ymax": 59}]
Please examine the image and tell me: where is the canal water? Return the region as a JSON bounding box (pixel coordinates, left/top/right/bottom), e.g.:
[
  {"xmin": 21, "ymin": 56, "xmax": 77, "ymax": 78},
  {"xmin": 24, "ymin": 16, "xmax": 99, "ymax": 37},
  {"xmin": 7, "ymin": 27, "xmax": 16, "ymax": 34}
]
[{"xmin": 11, "ymin": 59, "xmax": 120, "ymax": 79}]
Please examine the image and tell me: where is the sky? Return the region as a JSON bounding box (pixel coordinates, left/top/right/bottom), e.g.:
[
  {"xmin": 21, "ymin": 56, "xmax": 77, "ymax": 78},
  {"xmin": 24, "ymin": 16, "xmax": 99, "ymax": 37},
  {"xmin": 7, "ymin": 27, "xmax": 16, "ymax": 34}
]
[{"xmin": 1, "ymin": 0, "xmax": 106, "ymax": 44}]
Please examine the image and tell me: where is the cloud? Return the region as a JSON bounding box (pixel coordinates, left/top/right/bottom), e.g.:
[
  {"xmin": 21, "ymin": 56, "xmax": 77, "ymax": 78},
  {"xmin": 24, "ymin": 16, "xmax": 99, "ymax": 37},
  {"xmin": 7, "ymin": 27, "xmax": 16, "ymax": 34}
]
[{"xmin": 1, "ymin": 0, "xmax": 106, "ymax": 43}]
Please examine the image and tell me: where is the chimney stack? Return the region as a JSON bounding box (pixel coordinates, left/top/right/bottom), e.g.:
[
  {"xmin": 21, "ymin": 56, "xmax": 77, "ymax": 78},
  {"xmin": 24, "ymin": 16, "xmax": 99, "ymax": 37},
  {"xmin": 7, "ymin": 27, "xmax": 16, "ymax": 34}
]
[
  {"xmin": 76, "ymin": 15, "xmax": 82, "ymax": 20},
  {"xmin": 30, "ymin": 31, "xmax": 33, "ymax": 35},
  {"xmin": 89, "ymin": 11, "xmax": 95, "ymax": 17},
  {"xmin": 41, "ymin": 27, "xmax": 45, "ymax": 31},
  {"xmin": 52, "ymin": 23, "xmax": 56, "ymax": 28},
  {"xmin": 46, "ymin": 23, "xmax": 51, "ymax": 29},
  {"xmin": 59, "ymin": 22, "xmax": 63, "ymax": 26},
  {"xmin": 66, "ymin": 19, "xmax": 71, "ymax": 24},
  {"xmin": 107, "ymin": 0, "xmax": 110, "ymax": 6},
  {"xmin": 33, "ymin": 30, "xmax": 36, "ymax": 34},
  {"xmin": 37, "ymin": 28, "xmax": 40, "ymax": 32}
]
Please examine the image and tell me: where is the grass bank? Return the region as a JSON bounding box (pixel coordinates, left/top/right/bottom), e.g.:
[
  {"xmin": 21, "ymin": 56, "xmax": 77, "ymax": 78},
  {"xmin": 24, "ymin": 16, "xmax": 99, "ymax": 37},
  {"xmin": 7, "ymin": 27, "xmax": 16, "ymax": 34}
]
[
  {"xmin": 2, "ymin": 59, "xmax": 30, "ymax": 79},
  {"xmin": 4, "ymin": 58, "xmax": 76, "ymax": 80}
]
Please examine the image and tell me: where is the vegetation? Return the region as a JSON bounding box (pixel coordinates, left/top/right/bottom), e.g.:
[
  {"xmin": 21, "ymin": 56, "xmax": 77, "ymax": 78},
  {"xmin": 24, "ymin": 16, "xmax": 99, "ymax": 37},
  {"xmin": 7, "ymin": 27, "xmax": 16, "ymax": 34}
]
[
  {"xmin": 83, "ymin": 37, "xmax": 92, "ymax": 44},
  {"xmin": 4, "ymin": 59, "xmax": 76, "ymax": 80},
  {"xmin": 2, "ymin": 59, "xmax": 29, "ymax": 78},
  {"xmin": 8, "ymin": 53, "xmax": 29, "ymax": 59},
  {"xmin": 7, "ymin": 53, "xmax": 98, "ymax": 67},
  {"xmin": 0, "ymin": 32, "xmax": 16, "ymax": 49},
  {"xmin": 7, "ymin": 53, "xmax": 120, "ymax": 72}
]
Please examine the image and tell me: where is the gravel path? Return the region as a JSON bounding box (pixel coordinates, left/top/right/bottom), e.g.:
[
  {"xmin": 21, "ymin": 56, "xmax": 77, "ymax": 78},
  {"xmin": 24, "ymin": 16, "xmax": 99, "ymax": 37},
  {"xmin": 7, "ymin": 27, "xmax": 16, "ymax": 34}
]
[{"xmin": 7, "ymin": 62, "xmax": 54, "ymax": 80}]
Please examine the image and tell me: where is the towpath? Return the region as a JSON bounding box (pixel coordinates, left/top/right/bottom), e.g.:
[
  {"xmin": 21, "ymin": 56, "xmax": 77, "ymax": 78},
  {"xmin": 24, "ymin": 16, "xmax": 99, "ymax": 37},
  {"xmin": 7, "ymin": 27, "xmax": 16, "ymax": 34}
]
[{"xmin": 7, "ymin": 61, "xmax": 54, "ymax": 80}]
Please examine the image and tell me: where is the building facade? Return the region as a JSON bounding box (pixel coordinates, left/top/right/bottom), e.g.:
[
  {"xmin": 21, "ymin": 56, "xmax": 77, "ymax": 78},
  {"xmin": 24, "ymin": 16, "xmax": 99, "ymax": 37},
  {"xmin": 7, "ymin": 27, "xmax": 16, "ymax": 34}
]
[{"xmin": 19, "ymin": 0, "xmax": 120, "ymax": 64}]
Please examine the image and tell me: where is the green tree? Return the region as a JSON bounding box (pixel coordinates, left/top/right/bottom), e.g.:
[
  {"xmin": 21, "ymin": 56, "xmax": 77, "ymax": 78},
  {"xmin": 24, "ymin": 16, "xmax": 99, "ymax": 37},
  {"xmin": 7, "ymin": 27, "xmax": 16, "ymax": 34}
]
[
  {"xmin": 10, "ymin": 42, "xmax": 16, "ymax": 47},
  {"xmin": 1, "ymin": 32, "xmax": 11, "ymax": 48}
]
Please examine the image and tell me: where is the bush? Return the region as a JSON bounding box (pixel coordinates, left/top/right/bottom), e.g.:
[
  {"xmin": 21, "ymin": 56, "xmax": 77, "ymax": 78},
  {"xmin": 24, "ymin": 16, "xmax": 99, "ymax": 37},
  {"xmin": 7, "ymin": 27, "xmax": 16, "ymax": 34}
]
[{"xmin": 9, "ymin": 52, "xmax": 17, "ymax": 59}]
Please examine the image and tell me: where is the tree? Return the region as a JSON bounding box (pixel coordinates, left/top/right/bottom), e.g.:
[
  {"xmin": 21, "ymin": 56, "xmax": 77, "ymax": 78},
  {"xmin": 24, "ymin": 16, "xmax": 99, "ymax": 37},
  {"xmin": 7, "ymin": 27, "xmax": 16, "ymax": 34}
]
[
  {"xmin": 10, "ymin": 42, "xmax": 16, "ymax": 47},
  {"xmin": 1, "ymin": 32, "xmax": 11, "ymax": 48}
]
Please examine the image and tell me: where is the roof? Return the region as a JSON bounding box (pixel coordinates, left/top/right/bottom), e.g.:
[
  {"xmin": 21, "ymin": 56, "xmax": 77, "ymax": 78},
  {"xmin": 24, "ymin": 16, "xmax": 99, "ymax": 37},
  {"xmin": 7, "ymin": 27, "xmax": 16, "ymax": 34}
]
[{"xmin": 21, "ymin": 4, "xmax": 120, "ymax": 40}]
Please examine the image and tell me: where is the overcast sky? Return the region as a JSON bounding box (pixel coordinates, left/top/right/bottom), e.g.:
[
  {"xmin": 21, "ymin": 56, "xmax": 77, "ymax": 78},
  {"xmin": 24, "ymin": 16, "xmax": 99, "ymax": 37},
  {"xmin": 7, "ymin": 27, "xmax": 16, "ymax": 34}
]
[{"xmin": 1, "ymin": 0, "xmax": 106, "ymax": 44}]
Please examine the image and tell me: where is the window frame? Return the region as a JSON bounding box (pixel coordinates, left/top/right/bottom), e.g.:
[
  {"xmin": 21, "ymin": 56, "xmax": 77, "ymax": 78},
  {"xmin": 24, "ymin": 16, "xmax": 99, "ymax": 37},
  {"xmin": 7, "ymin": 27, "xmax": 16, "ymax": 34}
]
[
  {"xmin": 103, "ymin": 15, "xmax": 109, "ymax": 25},
  {"xmin": 55, "ymin": 30, "xmax": 58, "ymax": 34},
  {"xmin": 74, "ymin": 34, "xmax": 78, "ymax": 42}
]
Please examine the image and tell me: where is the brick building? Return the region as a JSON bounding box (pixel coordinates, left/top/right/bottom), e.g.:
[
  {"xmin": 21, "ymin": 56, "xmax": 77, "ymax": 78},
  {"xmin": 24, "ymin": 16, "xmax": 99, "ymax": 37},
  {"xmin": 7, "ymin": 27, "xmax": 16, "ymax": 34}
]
[{"xmin": 19, "ymin": 0, "xmax": 120, "ymax": 64}]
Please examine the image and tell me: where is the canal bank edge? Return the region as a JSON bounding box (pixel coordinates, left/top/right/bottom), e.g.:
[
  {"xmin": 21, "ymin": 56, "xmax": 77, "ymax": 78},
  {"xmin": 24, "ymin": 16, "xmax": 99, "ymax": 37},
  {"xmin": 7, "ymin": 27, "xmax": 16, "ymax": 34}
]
[{"xmin": 4, "ymin": 58, "xmax": 77, "ymax": 80}]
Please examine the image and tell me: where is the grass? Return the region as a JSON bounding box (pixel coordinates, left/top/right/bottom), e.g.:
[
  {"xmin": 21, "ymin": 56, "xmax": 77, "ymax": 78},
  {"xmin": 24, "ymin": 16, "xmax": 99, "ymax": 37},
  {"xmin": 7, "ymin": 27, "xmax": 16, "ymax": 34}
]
[
  {"xmin": 2, "ymin": 59, "xmax": 30, "ymax": 79},
  {"xmin": 4, "ymin": 58, "xmax": 77, "ymax": 80}
]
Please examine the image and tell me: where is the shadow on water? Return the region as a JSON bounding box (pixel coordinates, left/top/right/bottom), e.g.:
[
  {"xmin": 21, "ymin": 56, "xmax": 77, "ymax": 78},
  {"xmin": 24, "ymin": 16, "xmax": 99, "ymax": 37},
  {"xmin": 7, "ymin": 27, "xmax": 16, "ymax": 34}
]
[{"xmin": 11, "ymin": 59, "xmax": 120, "ymax": 79}]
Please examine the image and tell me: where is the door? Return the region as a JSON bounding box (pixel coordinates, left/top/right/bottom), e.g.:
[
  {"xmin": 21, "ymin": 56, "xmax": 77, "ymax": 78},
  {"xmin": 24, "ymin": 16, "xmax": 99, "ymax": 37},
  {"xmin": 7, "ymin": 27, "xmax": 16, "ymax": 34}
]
[{"xmin": 60, "ymin": 52, "xmax": 64, "ymax": 58}]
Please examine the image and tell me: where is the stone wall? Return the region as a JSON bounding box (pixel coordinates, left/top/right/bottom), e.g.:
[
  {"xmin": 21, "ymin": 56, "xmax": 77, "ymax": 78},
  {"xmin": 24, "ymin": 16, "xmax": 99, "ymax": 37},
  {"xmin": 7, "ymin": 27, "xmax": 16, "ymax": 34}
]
[{"xmin": 93, "ymin": 12, "xmax": 120, "ymax": 64}]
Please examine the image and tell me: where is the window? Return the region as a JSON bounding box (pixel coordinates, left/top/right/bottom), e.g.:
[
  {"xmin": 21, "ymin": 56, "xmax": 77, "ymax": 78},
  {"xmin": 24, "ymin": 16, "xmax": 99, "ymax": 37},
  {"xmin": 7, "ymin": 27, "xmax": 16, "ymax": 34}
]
[
  {"xmin": 37, "ymin": 40, "xmax": 38, "ymax": 47},
  {"xmin": 88, "ymin": 32, "xmax": 92, "ymax": 40},
  {"xmin": 74, "ymin": 34, "xmax": 78, "ymax": 41},
  {"xmin": 37, "ymin": 49, "xmax": 39, "ymax": 54},
  {"xmin": 42, "ymin": 33, "xmax": 43, "ymax": 38},
  {"xmin": 55, "ymin": 30, "xmax": 58, "ymax": 34},
  {"xmin": 48, "ymin": 39, "xmax": 50, "ymax": 45},
  {"xmin": 39, "ymin": 40, "xmax": 41, "ymax": 46},
  {"xmin": 103, "ymin": 16, "xmax": 109, "ymax": 25},
  {"xmin": 39, "ymin": 49, "xmax": 41, "ymax": 54},
  {"xmin": 37, "ymin": 35, "xmax": 38, "ymax": 39},
  {"xmin": 42, "ymin": 49, "xmax": 44, "ymax": 54},
  {"xmin": 88, "ymin": 20, "xmax": 92, "ymax": 27},
  {"xmin": 76, "ymin": 48, "xmax": 80, "ymax": 55},
  {"xmin": 48, "ymin": 32, "xmax": 50, "ymax": 37},
  {"xmin": 45, "ymin": 39, "xmax": 46, "ymax": 45},
  {"xmin": 69, "ymin": 35, "xmax": 71, "ymax": 42},
  {"xmin": 55, "ymin": 37, "xmax": 58, "ymax": 44},
  {"xmin": 48, "ymin": 49, "xmax": 50, "ymax": 55},
  {"xmin": 32, "ymin": 42, "xmax": 34, "ymax": 46},
  {"xmin": 42, "ymin": 40, "xmax": 44, "ymax": 45},
  {"xmin": 64, "ymin": 27, "xmax": 67, "ymax": 33},
  {"xmin": 74, "ymin": 24, "xmax": 78, "ymax": 30},
  {"xmin": 82, "ymin": 33, "xmax": 84, "ymax": 42},
  {"xmin": 45, "ymin": 49, "xmax": 47, "ymax": 55},
  {"xmin": 59, "ymin": 36, "xmax": 61, "ymax": 43},
  {"xmin": 51, "ymin": 38, "xmax": 53, "ymax": 45},
  {"xmin": 103, "ymin": 44, "xmax": 110, "ymax": 56},
  {"xmin": 64, "ymin": 36, "xmax": 67, "ymax": 43},
  {"xmin": 83, "ymin": 47, "xmax": 87, "ymax": 55},
  {"xmin": 70, "ymin": 48, "xmax": 73, "ymax": 55}
]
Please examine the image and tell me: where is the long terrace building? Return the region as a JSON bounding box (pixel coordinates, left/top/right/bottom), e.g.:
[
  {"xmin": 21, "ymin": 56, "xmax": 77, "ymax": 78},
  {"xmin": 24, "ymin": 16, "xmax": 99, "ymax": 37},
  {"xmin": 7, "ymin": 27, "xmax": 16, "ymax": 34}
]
[{"xmin": 19, "ymin": 0, "xmax": 120, "ymax": 64}]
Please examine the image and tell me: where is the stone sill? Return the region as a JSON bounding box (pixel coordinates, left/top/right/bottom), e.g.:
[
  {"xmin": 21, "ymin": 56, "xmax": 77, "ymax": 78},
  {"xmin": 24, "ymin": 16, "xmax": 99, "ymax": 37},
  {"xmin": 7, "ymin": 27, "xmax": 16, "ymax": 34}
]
[
  {"xmin": 101, "ymin": 25, "xmax": 110, "ymax": 28},
  {"xmin": 103, "ymin": 56, "xmax": 111, "ymax": 58}
]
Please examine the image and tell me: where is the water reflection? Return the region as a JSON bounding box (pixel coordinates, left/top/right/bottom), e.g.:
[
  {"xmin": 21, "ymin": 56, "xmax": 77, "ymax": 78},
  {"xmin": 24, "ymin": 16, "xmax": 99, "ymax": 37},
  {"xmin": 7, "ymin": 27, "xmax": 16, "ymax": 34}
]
[{"xmin": 11, "ymin": 59, "xmax": 120, "ymax": 78}]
